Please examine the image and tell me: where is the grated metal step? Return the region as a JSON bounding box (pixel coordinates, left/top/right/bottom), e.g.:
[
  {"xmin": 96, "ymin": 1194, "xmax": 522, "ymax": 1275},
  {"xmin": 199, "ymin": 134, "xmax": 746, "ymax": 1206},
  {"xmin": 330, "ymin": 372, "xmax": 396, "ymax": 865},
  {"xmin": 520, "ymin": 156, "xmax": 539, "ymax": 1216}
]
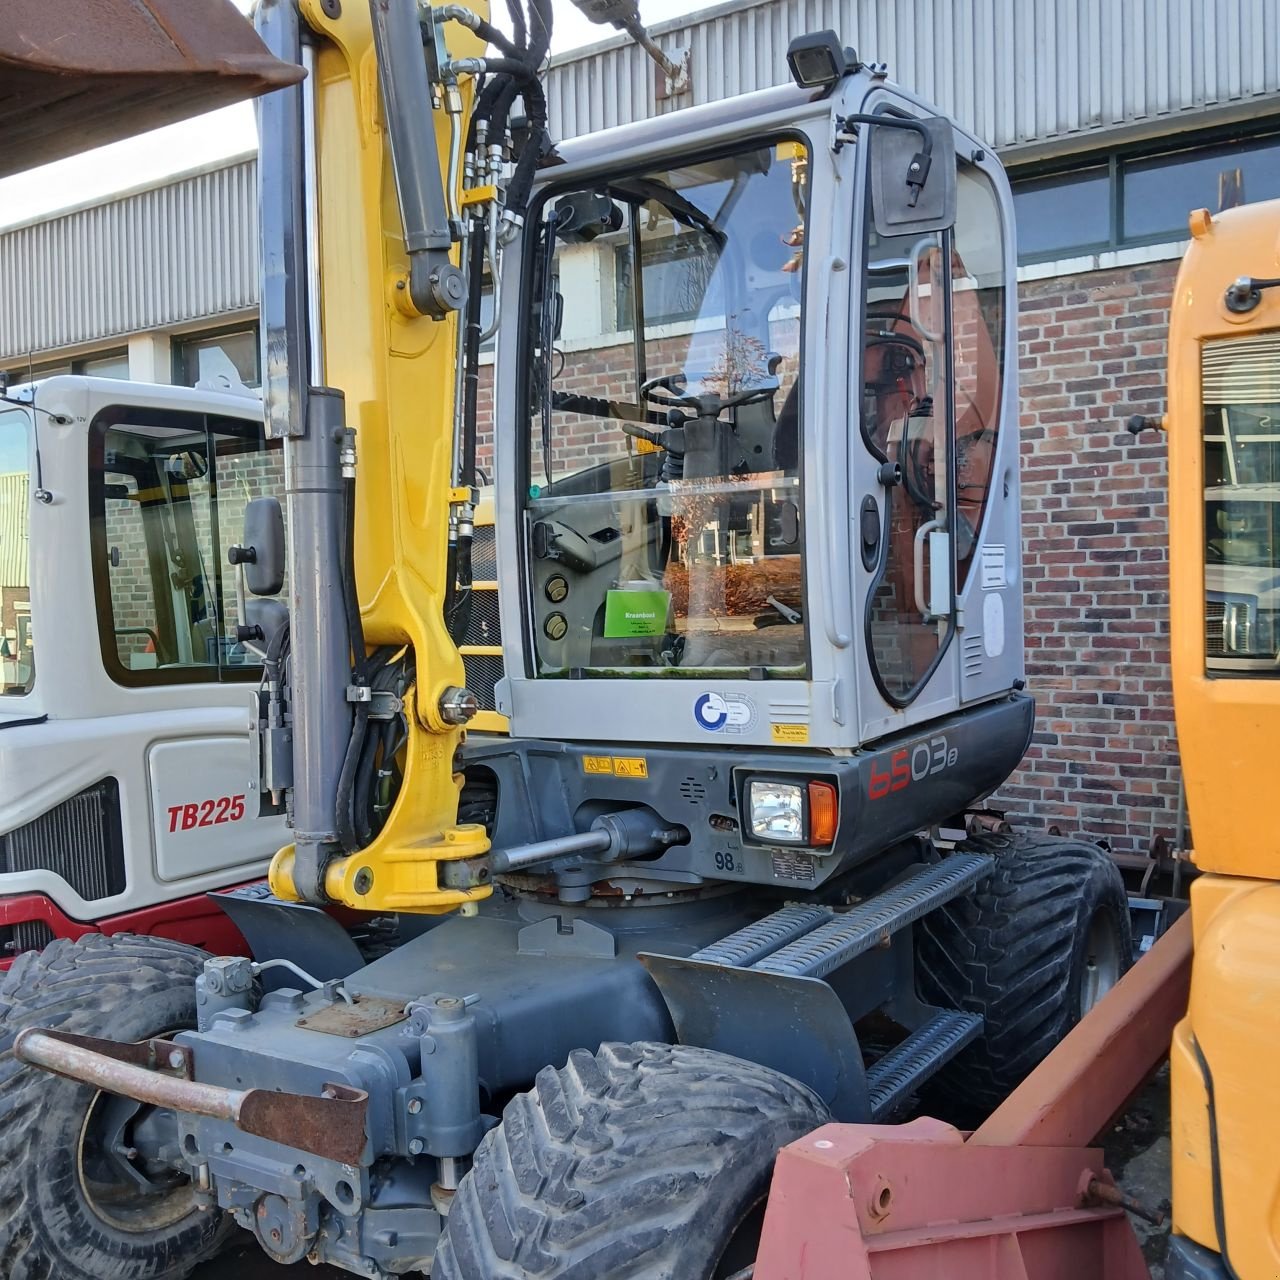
[
  {"xmin": 866, "ymin": 1009, "xmax": 983, "ymax": 1120},
  {"xmin": 752, "ymin": 853, "xmax": 994, "ymax": 980},
  {"xmin": 691, "ymin": 903, "xmax": 833, "ymax": 967}
]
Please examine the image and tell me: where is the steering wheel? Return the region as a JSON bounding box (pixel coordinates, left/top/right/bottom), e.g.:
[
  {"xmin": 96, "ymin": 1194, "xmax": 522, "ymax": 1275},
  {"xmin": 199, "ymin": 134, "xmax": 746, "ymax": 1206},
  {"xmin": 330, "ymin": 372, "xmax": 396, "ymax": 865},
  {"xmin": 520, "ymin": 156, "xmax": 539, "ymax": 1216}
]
[
  {"xmin": 641, "ymin": 373, "xmax": 702, "ymax": 407},
  {"xmin": 864, "ymin": 322, "xmax": 925, "ymax": 359},
  {"xmin": 640, "ymin": 372, "xmax": 778, "ymax": 414}
]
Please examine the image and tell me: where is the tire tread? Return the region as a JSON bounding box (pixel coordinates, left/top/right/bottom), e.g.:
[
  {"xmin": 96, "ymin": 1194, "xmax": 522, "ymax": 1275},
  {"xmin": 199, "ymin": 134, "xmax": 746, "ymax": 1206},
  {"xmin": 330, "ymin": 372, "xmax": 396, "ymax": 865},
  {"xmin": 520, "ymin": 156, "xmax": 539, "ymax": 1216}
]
[
  {"xmin": 917, "ymin": 830, "xmax": 1132, "ymax": 1112},
  {"xmin": 0, "ymin": 934, "xmax": 227, "ymax": 1280},
  {"xmin": 435, "ymin": 1042, "xmax": 827, "ymax": 1280}
]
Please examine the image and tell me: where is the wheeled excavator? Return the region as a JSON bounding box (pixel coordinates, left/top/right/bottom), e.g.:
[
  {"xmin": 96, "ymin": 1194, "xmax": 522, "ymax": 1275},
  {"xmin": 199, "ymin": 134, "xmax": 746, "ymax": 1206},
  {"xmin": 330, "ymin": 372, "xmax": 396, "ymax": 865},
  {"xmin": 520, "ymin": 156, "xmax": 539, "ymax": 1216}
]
[
  {"xmin": 0, "ymin": 375, "xmax": 291, "ymax": 963},
  {"xmin": 0, "ymin": 4, "xmax": 1132, "ymax": 1277}
]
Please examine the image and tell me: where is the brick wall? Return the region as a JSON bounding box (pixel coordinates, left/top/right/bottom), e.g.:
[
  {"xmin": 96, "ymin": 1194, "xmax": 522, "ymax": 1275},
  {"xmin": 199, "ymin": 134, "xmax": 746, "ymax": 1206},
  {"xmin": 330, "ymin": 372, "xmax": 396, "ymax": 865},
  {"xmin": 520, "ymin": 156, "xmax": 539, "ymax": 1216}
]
[
  {"xmin": 995, "ymin": 261, "xmax": 1179, "ymax": 855},
  {"xmin": 102, "ymin": 446, "xmax": 285, "ymax": 667}
]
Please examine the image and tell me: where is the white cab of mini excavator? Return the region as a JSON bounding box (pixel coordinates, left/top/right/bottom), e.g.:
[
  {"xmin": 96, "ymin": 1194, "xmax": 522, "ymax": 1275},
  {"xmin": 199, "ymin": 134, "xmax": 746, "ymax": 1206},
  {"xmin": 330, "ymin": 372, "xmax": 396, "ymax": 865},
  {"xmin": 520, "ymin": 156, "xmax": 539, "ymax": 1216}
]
[{"xmin": 0, "ymin": 376, "xmax": 287, "ymax": 957}]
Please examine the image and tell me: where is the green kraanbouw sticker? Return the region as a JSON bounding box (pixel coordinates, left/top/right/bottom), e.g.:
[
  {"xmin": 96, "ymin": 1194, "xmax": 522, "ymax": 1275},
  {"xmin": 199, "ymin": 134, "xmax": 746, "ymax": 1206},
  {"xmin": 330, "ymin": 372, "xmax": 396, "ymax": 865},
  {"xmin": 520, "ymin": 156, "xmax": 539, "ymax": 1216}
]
[{"xmin": 603, "ymin": 589, "xmax": 670, "ymax": 638}]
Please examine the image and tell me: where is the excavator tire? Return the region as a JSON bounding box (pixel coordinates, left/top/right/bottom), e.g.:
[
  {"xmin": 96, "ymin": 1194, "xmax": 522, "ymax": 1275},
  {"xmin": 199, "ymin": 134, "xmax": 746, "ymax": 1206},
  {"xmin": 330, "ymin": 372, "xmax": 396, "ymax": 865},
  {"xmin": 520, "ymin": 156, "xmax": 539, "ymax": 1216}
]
[
  {"xmin": 434, "ymin": 1040, "xmax": 829, "ymax": 1280},
  {"xmin": 0, "ymin": 933, "xmax": 232, "ymax": 1280},
  {"xmin": 916, "ymin": 829, "xmax": 1133, "ymax": 1116}
]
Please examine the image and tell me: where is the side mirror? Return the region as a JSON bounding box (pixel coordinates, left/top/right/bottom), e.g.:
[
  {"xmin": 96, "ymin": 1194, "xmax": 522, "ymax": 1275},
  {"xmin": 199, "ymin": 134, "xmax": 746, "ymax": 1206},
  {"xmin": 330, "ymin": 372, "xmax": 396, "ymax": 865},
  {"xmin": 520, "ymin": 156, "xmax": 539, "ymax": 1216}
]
[
  {"xmin": 870, "ymin": 114, "xmax": 956, "ymax": 238},
  {"xmin": 232, "ymin": 497, "xmax": 286, "ymax": 596},
  {"xmin": 239, "ymin": 597, "xmax": 289, "ymax": 652}
]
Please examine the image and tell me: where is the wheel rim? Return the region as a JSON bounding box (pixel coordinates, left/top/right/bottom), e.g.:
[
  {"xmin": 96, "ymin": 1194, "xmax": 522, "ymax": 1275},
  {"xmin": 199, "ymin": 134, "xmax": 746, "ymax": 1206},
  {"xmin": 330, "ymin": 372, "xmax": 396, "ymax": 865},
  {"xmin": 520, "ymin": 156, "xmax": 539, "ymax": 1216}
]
[
  {"xmin": 713, "ymin": 1193, "xmax": 768, "ymax": 1279},
  {"xmin": 77, "ymin": 1088, "xmax": 197, "ymax": 1233},
  {"xmin": 1079, "ymin": 909, "xmax": 1123, "ymax": 1016}
]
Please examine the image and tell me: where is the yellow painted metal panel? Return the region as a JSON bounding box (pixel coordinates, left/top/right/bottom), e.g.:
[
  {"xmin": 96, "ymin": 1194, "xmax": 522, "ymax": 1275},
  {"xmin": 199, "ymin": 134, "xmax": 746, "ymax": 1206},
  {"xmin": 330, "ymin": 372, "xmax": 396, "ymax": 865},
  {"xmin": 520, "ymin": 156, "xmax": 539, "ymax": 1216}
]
[
  {"xmin": 1172, "ymin": 874, "xmax": 1280, "ymax": 1269},
  {"xmin": 271, "ymin": 0, "xmax": 494, "ymax": 913},
  {"xmin": 1167, "ymin": 200, "xmax": 1280, "ymax": 881}
]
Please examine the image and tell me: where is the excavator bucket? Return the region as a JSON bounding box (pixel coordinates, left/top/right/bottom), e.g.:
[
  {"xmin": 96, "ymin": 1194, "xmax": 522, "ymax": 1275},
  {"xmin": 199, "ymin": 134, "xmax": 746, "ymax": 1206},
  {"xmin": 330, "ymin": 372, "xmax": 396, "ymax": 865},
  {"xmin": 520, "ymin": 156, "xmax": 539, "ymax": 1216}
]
[{"xmin": 0, "ymin": 0, "xmax": 303, "ymax": 180}]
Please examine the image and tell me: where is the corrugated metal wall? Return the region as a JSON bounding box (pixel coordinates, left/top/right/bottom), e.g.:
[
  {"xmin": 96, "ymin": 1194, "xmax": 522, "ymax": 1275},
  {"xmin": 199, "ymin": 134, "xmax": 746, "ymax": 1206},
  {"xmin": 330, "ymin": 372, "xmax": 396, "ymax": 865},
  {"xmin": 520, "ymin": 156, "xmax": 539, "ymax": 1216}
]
[
  {"xmin": 0, "ymin": 159, "xmax": 256, "ymax": 364},
  {"xmin": 0, "ymin": 473, "xmax": 28, "ymax": 588},
  {"xmin": 548, "ymin": 0, "xmax": 1280, "ymax": 148},
  {"xmin": 2, "ymin": 0, "xmax": 1278, "ymax": 364}
]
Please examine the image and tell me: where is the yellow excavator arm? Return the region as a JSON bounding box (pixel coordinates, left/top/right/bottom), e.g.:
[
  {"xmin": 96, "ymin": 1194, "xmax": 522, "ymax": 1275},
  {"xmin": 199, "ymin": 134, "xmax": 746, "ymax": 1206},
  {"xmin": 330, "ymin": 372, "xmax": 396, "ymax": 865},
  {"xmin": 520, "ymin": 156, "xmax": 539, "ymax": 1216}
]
[
  {"xmin": 248, "ymin": 0, "xmax": 557, "ymax": 914},
  {"xmin": 265, "ymin": 0, "xmax": 494, "ymax": 912}
]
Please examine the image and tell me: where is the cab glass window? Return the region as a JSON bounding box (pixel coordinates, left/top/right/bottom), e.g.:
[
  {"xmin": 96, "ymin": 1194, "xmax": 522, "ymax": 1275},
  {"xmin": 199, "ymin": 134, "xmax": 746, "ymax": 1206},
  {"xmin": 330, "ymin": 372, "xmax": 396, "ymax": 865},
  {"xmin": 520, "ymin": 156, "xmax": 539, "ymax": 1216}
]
[
  {"xmin": 0, "ymin": 409, "xmax": 33, "ymax": 695},
  {"xmin": 1202, "ymin": 331, "xmax": 1280, "ymax": 672},
  {"xmin": 89, "ymin": 407, "xmax": 283, "ymax": 685},
  {"xmin": 951, "ymin": 165, "xmax": 1006, "ymax": 588},
  {"xmin": 524, "ymin": 139, "xmax": 809, "ymax": 678}
]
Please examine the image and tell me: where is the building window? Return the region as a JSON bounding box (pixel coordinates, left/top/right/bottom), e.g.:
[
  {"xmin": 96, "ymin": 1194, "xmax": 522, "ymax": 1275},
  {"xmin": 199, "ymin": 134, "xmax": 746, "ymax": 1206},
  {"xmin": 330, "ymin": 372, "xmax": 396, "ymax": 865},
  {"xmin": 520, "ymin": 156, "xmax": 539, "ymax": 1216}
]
[
  {"xmin": 0, "ymin": 407, "xmax": 33, "ymax": 695},
  {"xmin": 614, "ymin": 235, "xmax": 722, "ymax": 330},
  {"xmin": 174, "ymin": 326, "xmax": 260, "ymax": 390},
  {"xmin": 3, "ymin": 348, "xmax": 130, "ymax": 384},
  {"xmin": 1123, "ymin": 134, "xmax": 1280, "ymax": 243},
  {"xmin": 78, "ymin": 350, "xmax": 131, "ymax": 379},
  {"xmin": 1012, "ymin": 127, "xmax": 1280, "ymax": 263},
  {"xmin": 1012, "ymin": 166, "xmax": 1111, "ymax": 261},
  {"xmin": 611, "ymin": 163, "xmax": 802, "ymax": 331}
]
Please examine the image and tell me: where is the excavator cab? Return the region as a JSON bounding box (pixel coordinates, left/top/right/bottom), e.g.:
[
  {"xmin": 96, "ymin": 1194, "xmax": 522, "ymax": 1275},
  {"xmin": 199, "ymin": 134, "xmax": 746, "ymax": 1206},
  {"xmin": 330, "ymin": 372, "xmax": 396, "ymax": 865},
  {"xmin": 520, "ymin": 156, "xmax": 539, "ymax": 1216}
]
[
  {"xmin": 499, "ymin": 78, "xmax": 1021, "ymax": 753},
  {"xmin": 480, "ymin": 72, "xmax": 1027, "ymax": 894}
]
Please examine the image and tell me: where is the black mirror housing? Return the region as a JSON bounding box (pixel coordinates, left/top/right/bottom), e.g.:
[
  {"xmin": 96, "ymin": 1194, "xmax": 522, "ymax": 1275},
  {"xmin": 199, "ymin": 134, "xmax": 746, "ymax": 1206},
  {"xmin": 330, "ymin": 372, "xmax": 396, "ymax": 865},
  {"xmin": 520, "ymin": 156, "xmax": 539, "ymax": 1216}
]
[
  {"xmin": 242, "ymin": 597, "xmax": 289, "ymax": 650},
  {"xmin": 240, "ymin": 496, "xmax": 286, "ymax": 596},
  {"xmin": 870, "ymin": 114, "xmax": 957, "ymax": 237}
]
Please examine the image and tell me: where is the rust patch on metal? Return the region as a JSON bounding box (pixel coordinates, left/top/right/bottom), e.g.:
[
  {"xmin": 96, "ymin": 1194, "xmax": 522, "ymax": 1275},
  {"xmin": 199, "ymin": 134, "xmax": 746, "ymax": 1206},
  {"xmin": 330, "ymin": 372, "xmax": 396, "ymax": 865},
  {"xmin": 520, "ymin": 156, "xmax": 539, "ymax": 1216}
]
[
  {"xmin": 0, "ymin": 0, "xmax": 304, "ymax": 179},
  {"xmin": 16, "ymin": 1027, "xmax": 245, "ymax": 1121},
  {"xmin": 19, "ymin": 1029, "xmax": 192, "ymax": 1077},
  {"xmin": 239, "ymin": 1083, "xmax": 369, "ymax": 1167},
  {"xmin": 16, "ymin": 1026, "xmax": 370, "ymax": 1167},
  {"xmin": 296, "ymin": 996, "xmax": 407, "ymax": 1038}
]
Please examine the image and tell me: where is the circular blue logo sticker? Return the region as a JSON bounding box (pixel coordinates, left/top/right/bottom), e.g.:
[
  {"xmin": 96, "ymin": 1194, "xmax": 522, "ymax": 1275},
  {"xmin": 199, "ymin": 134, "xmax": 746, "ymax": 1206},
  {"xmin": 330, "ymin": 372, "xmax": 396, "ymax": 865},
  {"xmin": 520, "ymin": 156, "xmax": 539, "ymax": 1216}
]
[
  {"xmin": 693, "ymin": 692, "xmax": 756, "ymax": 734},
  {"xmin": 694, "ymin": 693, "xmax": 729, "ymax": 731}
]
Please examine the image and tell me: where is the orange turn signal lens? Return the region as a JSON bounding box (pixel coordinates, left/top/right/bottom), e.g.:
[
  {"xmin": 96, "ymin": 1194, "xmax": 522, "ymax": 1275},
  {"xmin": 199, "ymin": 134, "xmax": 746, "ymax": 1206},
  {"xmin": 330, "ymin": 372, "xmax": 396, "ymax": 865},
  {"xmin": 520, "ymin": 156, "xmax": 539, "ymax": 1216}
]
[{"xmin": 807, "ymin": 780, "xmax": 838, "ymax": 846}]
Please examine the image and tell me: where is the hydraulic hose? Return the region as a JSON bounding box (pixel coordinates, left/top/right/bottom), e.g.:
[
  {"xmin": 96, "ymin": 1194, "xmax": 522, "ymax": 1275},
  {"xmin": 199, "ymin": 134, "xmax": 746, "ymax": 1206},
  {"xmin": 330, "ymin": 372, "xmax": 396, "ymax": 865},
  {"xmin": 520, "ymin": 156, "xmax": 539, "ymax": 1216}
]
[
  {"xmin": 334, "ymin": 475, "xmax": 369, "ymax": 853},
  {"xmin": 469, "ymin": 15, "xmax": 525, "ymax": 59},
  {"xmin": 461, "ymin": 214, "xmax": 486, "ymax": 488},
  {"xmin": 505, "ymin": 76, "xmax": 548, "ymax": 215}
]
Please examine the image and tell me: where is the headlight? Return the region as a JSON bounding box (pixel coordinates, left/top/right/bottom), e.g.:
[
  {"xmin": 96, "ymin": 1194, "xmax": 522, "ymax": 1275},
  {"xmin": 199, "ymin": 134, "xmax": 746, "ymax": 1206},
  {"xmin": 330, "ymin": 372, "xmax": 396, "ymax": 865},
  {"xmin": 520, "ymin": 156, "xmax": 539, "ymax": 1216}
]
[
  {"xmin": 1224, "ymin": 600, "xmax": 1253, "ymax": 653},
  {"xmin": 748, "ymin": 780, "xmax": 806, "ymax": 843}
]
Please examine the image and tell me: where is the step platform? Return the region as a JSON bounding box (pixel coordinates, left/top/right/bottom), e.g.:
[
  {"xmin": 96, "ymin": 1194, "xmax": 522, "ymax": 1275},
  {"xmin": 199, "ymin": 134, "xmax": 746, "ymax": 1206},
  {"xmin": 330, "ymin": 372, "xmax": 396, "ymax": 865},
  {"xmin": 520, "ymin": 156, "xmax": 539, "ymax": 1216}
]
[{"xmin": 640, "ymin": 852, "xmax": 993, "ymax": 1121}]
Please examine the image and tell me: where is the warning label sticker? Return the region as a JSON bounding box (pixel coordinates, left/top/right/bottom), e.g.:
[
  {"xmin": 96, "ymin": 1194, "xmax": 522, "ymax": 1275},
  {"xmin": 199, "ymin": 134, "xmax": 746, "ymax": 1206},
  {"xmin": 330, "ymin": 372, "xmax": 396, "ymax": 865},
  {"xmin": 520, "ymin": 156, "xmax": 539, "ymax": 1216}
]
[
  {"xmin": 582, "ymin": 755, "xmax": 649, "ymax": 778},
  {"xmin": 770, "ymin": 723, "xmax": 810, "ymax": 745}
]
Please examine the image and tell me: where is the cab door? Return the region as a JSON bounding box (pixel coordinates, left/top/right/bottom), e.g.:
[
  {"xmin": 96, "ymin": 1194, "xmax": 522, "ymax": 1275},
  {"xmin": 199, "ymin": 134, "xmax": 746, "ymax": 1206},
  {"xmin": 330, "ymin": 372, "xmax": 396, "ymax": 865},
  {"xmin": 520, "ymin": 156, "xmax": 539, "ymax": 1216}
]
[{"xmin": 851, "ymin": 107, "xmax": 1015, "ymax": 739}]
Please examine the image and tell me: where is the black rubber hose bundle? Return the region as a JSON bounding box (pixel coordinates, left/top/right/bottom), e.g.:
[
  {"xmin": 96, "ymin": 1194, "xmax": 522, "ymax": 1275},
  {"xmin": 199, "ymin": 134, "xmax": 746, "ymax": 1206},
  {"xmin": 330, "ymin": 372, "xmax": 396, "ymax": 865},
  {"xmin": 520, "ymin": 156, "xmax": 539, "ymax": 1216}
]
[{"xmin": 335, "ymin": 475, "xmax": 370, "ymax": 854}]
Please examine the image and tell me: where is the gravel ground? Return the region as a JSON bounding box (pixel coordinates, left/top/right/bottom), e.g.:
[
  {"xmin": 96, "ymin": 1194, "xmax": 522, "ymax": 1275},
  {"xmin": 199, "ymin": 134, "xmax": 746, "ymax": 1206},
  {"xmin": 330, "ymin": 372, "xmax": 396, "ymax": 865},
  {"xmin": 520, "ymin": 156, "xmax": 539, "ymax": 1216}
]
[{"xmin": 194, "ymin": 1068, "xmax": 1174, "ymax": 1279}]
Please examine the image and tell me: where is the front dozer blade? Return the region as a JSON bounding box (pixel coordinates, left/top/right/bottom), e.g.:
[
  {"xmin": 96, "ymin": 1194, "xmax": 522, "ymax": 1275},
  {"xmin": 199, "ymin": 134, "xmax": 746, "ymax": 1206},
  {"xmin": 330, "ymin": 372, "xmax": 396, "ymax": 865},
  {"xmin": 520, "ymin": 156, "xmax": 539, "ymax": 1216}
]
[{"xmin": 0, "ymin": 0, "xmax": 304, "ymax": 179}]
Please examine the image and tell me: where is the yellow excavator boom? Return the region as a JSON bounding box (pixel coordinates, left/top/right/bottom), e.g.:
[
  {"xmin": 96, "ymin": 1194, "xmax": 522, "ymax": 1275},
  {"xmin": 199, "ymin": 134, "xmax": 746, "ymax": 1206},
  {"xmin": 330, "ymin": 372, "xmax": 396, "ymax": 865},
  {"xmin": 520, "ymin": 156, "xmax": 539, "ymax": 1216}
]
[{"xmin": 265, "ymin": 0, "xmax": 494, "ymax": 913}]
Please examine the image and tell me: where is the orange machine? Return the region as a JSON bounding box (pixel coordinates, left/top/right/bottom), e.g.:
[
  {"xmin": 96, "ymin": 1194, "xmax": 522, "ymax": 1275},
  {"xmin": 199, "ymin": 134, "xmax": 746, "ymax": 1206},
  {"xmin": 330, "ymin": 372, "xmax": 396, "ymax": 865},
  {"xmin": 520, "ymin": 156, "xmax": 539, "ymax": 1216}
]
[{"xmin": 1165, "ymin": 199, "xmax": 1280, "ymax": 1280}]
